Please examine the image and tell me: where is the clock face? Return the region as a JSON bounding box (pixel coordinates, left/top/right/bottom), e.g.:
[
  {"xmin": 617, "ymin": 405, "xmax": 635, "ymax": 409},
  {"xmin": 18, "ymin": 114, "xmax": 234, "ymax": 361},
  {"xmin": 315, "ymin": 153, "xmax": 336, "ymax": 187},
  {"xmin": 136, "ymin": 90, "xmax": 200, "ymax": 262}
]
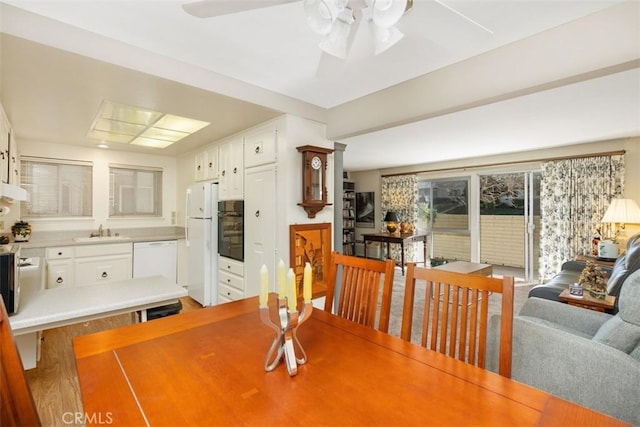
[{"xmin": 311, "ymin": 156, "xmax": 322, "ymax": 170}]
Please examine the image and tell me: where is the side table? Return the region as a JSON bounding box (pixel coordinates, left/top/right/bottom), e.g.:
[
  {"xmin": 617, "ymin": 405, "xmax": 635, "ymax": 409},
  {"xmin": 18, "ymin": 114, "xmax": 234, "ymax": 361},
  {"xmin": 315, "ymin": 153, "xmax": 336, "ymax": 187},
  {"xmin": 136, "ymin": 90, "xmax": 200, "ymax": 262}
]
[
  {"xmin": 558, "ymin": 288, "xmax": 615, "ymax": 313},
  {"xmin": 575, "ymin": 255, "xmax": 615, "ymax": 268}
]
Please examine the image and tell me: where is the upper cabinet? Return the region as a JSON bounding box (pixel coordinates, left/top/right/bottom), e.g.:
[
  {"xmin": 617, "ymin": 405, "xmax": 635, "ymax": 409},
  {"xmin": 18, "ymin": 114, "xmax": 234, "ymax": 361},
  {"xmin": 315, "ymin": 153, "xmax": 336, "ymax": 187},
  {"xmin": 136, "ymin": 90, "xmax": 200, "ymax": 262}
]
[
  {"xmin": 0, "ymin": 104, "xmax": 20, "ymax": 186},
  {"xmin": 244, "ymin": 129, "xmax": 277, "ymax": 168},
  {"xmin": 195, "ymin": 146, "xmax": 219, "ymax": 182},
  {"xmin": 0, "ymin": 113, "xmax": 10, "ymax": 184},
  {"xmin": 219, "ymin": 137, "xmax": 244, "ymax": 200}
]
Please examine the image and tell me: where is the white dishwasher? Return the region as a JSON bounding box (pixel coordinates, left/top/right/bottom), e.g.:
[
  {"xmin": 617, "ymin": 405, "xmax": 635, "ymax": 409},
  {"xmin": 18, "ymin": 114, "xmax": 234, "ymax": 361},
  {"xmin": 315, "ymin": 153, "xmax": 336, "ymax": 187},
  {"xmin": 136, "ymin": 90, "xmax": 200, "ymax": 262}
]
[
  {"xmin": 133, "ymin": 240, "xmax": 178, "ymax": 282},
  {"xmin": 133, "ymin": 240, "xmax": 180, "ymax": 320}
]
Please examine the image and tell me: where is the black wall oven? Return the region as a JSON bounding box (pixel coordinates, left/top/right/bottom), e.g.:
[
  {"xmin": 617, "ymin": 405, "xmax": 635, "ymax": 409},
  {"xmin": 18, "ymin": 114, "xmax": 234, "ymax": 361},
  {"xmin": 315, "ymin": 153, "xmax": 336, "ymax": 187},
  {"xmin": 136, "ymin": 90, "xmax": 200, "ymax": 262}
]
[
  {"xmin": 0, "ymin": 245, "xmax": 20, "ymax": 315},
  {"xmin": 218, "ymin": 200, "xmax": 244, "ymax": 262}
]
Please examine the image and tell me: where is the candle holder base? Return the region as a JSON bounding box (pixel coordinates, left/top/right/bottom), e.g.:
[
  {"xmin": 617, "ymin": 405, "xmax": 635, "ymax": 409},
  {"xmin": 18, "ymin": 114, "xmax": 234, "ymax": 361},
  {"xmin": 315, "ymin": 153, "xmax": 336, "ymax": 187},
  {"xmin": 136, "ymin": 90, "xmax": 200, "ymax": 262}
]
[{"xmin": 260, "ymin": 297, "xmax": 313, "ymax": 376}]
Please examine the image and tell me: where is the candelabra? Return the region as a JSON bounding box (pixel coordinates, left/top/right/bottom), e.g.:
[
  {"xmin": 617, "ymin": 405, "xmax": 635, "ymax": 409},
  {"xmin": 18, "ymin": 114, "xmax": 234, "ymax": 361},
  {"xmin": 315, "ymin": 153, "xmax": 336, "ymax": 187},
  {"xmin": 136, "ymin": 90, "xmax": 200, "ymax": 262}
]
[{"xmin": 260, "ymin": 296, "xmax": 313, "ymax": 376}]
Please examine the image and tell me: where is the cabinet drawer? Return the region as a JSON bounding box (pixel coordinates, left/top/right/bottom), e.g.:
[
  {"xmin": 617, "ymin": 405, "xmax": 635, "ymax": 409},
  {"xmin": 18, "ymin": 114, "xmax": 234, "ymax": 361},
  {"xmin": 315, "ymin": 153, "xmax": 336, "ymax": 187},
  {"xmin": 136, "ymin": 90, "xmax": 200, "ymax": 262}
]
[
  {"xmin": 77, "ymin": 242, "xmax": 132, "ymax": 257},
  {"xmin": 218, "ymin": 282, "xmax": 244, "ymax": 301},
  {"xmin": 218, "ymin": 270, "xmax": 243, "ymax": 291},
  {"xmin": 244, "ymin": 129, "xmax": 276, "ymax": 167},
  {"xmin": 46, "ymin": 247, "xmax": 74, "ymax": 259},
  {"xmin": 219, "ymin": 257, "xmax": 244, "ymax": 277}
]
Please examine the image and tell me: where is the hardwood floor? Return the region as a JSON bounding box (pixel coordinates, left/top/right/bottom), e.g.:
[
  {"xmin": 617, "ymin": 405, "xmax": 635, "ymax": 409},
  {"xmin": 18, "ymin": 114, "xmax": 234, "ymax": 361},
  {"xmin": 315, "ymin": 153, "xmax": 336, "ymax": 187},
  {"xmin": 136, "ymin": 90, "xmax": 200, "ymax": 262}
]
[{"xmin": 24, "ymin": 297, "xmax": 202, "ymax": 426}]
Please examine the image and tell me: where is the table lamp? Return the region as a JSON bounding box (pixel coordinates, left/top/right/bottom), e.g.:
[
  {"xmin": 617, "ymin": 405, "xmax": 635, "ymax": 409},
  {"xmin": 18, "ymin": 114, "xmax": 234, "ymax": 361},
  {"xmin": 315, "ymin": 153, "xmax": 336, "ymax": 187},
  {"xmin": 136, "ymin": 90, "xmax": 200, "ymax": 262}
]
[
  {"xmin": 599, "ymin": 198, "xmax": 640, "ymax": 258},
  {"xmin": 384, "ymin": 211, "xmax": 399, "ymax": 233}
]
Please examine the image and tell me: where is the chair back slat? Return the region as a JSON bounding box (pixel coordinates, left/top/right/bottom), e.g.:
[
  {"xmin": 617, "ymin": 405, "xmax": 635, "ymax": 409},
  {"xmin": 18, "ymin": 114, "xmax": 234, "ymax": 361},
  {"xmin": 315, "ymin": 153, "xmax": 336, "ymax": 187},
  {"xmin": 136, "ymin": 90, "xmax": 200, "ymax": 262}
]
[
  {"xmin": 325, "ymin": 252, "xmax": 395, "ymax": 333},
  {"xmin": 401, "ymin": 263, "xmax": 514, "ymax": 378}
]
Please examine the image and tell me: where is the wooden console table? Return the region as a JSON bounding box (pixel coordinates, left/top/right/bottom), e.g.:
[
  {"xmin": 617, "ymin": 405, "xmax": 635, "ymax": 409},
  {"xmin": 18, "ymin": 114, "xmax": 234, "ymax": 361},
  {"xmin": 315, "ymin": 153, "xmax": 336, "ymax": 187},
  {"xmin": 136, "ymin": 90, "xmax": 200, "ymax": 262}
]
[{"xmin": 362, "ymin": 233, "xmax": 427, "ymax": 275}]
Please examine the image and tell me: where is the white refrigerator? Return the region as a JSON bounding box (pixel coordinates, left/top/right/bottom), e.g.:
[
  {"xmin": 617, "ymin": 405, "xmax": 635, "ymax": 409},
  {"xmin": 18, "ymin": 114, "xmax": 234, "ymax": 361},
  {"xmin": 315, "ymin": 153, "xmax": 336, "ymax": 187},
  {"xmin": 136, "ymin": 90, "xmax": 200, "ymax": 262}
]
[{"xmin": 186, "ymin": 182, "xmax": 218, "ymax": 306}]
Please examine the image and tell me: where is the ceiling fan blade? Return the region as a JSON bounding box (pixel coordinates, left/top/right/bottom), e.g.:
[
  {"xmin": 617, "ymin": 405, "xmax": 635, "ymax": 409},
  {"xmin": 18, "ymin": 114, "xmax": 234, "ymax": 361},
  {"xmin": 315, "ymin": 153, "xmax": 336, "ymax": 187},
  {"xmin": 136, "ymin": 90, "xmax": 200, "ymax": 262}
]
[{"xmin": 182, "ymin": 0, "xmax": 300, "ymax": 18}]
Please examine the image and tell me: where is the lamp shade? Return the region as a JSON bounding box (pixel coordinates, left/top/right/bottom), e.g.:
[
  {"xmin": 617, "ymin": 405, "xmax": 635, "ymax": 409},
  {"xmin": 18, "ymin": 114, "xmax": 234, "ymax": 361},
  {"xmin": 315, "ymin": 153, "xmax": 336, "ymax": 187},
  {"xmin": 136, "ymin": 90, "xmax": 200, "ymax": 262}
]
[
  {"xmin": 384, "ymin": 211, "xmax": 399, "ymax": 222},
  {"xmin": 601, "ymin": 199, "xmax": 640, "ymax": 224}
]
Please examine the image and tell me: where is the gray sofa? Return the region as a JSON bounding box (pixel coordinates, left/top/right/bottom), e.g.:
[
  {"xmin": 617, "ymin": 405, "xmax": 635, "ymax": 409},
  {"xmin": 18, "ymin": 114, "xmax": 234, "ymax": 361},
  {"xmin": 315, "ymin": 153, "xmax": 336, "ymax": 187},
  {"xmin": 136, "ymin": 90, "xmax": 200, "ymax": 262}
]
[
  {"xmin": 488, "ymin": 270, "xmax": 640, "ymax": 424},
  {"xmin": 529, "ymin": 233, "xmax": 640, "ymax": 312}
]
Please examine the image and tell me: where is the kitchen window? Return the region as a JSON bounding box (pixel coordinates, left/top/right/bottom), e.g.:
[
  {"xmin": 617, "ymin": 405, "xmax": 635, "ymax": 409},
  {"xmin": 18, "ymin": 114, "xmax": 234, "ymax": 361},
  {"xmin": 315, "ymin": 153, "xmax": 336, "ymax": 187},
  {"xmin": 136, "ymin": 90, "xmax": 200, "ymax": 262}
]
[
  {"xmin": 109, "ymin": 165, "xmax": 162, "ymax": 217},
  {"xmin": 20, "ymin": 157, "xmax": 93, "ymax": 217}
]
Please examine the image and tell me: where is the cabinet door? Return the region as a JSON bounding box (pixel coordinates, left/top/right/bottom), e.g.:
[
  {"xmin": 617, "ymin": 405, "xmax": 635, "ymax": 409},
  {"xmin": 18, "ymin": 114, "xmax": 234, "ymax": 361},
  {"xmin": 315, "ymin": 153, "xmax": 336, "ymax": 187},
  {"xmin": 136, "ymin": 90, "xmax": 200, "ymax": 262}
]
[
  {"xmin": 46, "ymin": 259, "xmax": 74, "ymax": 289},
  {"xmin": 0, "ymin": 117, "xmax": 9, "ymax": 184},
  {"xmin": 219, "ymin": 138, "xmax": 244, "ymax": 200},
  {"xmin": 205, "ymin": 146, "xmax": 219, "ymax": 180},
  {"xmin": 244, "ymin": 165, "xmax": 276, "ymax": 298},
  {"xmin": 74, "ymin": 254, "xmax": 132, "ymax": 286},
  {"xmin": 244, "ymin": 129, "xmax": 276, "ymax": 168},
  {"xmin": 194, "ymin": 151, "xmax": 206, "ymax": 181}
]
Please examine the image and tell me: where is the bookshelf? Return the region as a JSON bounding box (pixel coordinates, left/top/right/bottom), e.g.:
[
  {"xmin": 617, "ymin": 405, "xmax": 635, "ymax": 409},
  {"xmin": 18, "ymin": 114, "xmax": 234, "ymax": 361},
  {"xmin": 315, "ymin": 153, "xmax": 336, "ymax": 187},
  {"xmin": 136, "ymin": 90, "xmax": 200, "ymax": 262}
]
[{"xmin": 343, "ymin": 180, "xmax": 356, "ymax": 255}]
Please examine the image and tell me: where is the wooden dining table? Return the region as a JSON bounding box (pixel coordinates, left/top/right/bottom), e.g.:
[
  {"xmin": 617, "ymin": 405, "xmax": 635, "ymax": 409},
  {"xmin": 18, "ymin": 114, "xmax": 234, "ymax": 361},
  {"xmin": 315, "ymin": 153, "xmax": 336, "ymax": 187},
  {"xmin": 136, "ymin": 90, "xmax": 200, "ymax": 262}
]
[{"xmin": 73, "ymin": 295, "xmax": 628, "ymax": 426}]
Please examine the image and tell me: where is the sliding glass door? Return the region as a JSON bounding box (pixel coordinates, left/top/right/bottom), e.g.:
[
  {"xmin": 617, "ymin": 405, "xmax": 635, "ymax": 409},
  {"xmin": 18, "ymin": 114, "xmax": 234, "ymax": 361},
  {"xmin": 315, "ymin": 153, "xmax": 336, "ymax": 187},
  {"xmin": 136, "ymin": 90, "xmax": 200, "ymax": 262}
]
[
  {"xmin": 418, "ymin": 178, "xmax": 471, "ymax": 264},
  {"xmin": 418, "ymin": 170, "xmax": 540, "ymax": 282},
  {"xmin": 478, "ymin": 172, "xmax": 540, "ymax": 282}
]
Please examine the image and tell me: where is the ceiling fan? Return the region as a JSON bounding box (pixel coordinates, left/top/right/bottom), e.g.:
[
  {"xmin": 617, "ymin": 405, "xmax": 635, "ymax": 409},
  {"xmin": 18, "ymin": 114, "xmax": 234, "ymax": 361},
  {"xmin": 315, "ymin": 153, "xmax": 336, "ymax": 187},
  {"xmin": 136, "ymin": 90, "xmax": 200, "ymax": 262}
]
[{"xmin": 182, "ymin": 0, "xmax": 415, "ymax": 58}]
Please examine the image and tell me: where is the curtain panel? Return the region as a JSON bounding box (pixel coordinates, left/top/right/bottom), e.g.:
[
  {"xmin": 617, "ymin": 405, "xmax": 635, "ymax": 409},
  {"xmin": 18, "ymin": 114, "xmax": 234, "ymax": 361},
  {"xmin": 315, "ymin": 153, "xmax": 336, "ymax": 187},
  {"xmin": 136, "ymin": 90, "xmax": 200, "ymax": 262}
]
[
  {"xmin": 381, "ymin": 175, "xmax": 418, "ymax": 262},
  {"xmin": 538, "ymin": 154, "xmax": 624, "ymax": 281}
]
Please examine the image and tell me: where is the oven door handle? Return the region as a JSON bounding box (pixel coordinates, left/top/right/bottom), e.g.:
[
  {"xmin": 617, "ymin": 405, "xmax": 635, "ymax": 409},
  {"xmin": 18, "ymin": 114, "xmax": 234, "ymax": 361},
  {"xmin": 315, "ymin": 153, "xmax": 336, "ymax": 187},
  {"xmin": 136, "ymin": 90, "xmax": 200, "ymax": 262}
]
[{"xmin": 219, "ymin": 212, "xmax": 243, "ymax": 217}]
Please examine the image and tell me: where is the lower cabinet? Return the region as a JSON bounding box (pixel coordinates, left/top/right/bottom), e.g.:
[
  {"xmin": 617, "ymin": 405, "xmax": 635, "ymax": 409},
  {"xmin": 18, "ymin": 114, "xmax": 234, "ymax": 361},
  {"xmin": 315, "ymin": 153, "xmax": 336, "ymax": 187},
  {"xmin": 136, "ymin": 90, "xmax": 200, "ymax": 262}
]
[
  {"xmin": 218, "ymin": 256, "xmax": 244, "ymax": 303},
  {"xmin": 45, "ymin": 243, "xmax": 133, "ymax": 288}
]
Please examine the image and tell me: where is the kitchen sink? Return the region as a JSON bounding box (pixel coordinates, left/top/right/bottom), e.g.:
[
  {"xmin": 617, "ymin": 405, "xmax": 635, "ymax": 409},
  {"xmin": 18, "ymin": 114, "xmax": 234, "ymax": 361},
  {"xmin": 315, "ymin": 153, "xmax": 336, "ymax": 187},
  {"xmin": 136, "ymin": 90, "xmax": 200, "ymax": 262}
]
[{"xmin": 72, "ymin": 236, "xmax": 131, "ymax": 242}]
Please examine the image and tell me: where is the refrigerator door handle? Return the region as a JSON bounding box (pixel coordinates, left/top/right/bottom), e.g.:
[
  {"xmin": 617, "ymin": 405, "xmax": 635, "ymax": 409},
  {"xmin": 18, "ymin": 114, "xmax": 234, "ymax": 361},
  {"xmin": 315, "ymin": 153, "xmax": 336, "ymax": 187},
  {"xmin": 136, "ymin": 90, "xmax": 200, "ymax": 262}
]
[{"xmin": 185, "ymin": 190, "xmax": 190, "ymax": 247}]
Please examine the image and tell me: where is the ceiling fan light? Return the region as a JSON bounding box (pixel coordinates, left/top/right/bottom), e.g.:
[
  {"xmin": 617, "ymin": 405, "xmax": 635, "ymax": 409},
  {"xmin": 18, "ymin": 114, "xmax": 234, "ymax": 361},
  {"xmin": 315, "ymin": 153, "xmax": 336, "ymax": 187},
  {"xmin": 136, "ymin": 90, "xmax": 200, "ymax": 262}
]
[
  {"xmin": 371, "ymin": 0, "xmax": 407, "ymax": 28},
  {"xmin": 304, "ymin": 0, "xmax": 347, "ymax": 35},
  {"xmin": 318, "ymin": 7, "xmax": 354, "ymax": 58},
  {"xmin": 371, "ymin": 24, "xmax": 404, "ymax": 55}
]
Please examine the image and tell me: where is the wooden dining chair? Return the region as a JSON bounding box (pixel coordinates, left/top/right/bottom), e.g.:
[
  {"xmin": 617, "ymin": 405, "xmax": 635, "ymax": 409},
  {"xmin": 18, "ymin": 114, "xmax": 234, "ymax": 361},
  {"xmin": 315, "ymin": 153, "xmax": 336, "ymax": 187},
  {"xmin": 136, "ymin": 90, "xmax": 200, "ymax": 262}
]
[
  {"xmin": 1, "ymin": 299, "xmax": 41, "ymax": 426},
  {"xmin": 400, "ymin": 263, "xmax": 514, "ymax": 378},
  {"xmin": 324, "ymin": 251, "xmax": 396, "ymax": 333}
]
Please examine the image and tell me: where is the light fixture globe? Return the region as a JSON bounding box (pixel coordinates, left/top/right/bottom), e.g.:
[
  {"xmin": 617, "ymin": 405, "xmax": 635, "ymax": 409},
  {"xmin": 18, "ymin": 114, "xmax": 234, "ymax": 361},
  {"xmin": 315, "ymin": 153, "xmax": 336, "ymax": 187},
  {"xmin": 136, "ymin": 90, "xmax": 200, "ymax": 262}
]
[
  {"xmin": 304, "ymin": 0, "xmax": 347, "ymax": 35},
  {"xmin": 371, "ymin": 24, "xmax": 404, "ymax": 55},
  {"xmin": 370, "ymin": 0, "xmax": 408, "ymax": 28},
  {"xmin": 319, "ymin": 8, "xmax": 354, "ymax": 58}
]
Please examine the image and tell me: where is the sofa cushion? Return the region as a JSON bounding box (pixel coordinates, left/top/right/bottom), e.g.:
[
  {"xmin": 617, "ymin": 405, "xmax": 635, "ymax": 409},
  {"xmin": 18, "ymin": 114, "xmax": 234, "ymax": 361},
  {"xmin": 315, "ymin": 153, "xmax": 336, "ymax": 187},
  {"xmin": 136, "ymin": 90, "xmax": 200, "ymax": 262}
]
[
  {"xmin": 592, "ymin": 316, "xmax": 640, "ymax": 354},
  {"xmin": 607, "ymin": 245, "xmax": 640, "ymax": 296},
  {"xmin": 618, "ymin": 269, "xmax": 640, "ymax": 326},
  {"xmin": 592, "ymin": 270, "xmax": 640, "ymax": 353}
]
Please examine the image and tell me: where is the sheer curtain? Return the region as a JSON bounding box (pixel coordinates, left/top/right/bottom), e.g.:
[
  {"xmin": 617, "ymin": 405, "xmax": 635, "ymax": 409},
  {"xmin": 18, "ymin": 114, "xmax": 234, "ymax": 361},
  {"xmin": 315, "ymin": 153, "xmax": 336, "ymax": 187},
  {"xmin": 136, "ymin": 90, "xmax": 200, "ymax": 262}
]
[
  {"xmin": 538, "ymin": 154, "xmax": 624, "ymax": 281},
  {"xmin": 381, "ymin": 175, "xmax": 418, "ymax": 262}
]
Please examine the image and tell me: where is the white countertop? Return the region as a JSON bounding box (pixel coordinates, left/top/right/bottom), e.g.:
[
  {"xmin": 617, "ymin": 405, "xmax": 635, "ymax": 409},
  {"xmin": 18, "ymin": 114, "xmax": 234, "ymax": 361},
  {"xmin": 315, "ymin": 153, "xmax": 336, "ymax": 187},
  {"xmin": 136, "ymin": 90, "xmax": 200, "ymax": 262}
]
[{"xmin": 10, "ymin": 275, "xmax": 187, "ymax": 335}]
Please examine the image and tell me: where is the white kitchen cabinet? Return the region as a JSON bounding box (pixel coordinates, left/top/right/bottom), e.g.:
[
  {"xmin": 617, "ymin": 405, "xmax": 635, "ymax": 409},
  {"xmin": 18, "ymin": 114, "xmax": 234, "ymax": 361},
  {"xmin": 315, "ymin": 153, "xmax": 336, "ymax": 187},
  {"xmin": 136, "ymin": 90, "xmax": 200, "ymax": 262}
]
[
  {"xmin": 0, "ymin": 113, "xmax": 9, "ymax": 184},
  {"xmin": 45, "ymin": 247, "xmax": 74, "ymax": 289},
  {"xmin": 74, "ymin": 254, "xmax": 132, "ymax": 286},
  {"xmin": 45, "ymin": 258, "xmax": 74, "ymax": 289},
  {"xmin": 218, "ymin": 256, "xmax": 244, "ymax": 302},
  {"xmin": 8, "ymin": 130, "xmax": 19, "ymax": 185},
  {"xmin": 194, "ymin": 151, "xmax": 206, "ymax": 181},
  {"xmin": 74, "ymin": 243, "xmax": 132, "ymax": 286},
  {"xmin": 45, "ymin": 242, "xmax": 132, "ymax": 288},
  {"xmin": 219, "ymin": 137, "xmax": 244, "ymax": 200},
  {"xmin": 244, "ymin": 165, "xmax": 276, "ymax": 299},
  {"xmin": 244, "ymin": 129, "xmax": 276, "ymax": 168},
  {"xmin": 194, "ymin": 146, "xmax": 219, "ymax": 182}
]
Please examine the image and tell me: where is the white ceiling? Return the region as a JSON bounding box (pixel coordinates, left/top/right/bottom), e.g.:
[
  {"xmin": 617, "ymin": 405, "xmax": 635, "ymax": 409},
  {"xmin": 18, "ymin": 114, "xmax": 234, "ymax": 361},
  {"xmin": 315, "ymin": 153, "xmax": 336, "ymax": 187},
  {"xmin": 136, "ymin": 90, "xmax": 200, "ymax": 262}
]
[{"xmin": 1, "ymin": 0, "xmax": 639, "ymax": 171}]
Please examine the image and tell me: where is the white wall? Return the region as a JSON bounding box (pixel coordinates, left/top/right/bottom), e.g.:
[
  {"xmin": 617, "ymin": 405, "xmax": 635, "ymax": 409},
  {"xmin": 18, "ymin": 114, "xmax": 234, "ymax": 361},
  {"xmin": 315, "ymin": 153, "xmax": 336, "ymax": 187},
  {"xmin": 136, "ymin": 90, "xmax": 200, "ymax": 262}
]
[
  {"xmin": 349, "ymin": 137, "xmax": 640, "ymax": 254},
  {"xmin": 13, "ymin": 139, "xmax": 177, "ymax": 233}
]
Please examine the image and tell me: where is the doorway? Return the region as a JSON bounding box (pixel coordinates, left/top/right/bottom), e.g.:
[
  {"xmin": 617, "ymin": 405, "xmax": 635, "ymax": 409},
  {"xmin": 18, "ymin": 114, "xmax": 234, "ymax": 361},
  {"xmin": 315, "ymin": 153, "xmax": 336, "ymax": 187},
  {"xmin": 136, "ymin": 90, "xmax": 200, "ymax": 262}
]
[{"xmin": 478, "ymin": 172, "xmax": 540, "ymax": 282}]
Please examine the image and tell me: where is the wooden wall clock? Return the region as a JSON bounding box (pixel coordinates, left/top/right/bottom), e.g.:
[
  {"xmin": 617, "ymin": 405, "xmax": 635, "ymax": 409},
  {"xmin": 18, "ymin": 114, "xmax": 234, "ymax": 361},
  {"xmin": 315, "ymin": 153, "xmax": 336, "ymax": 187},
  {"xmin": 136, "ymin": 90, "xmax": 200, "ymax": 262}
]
[{"xmin": 296, "ymin": 145, "xmax": 334, "ymax": 218}]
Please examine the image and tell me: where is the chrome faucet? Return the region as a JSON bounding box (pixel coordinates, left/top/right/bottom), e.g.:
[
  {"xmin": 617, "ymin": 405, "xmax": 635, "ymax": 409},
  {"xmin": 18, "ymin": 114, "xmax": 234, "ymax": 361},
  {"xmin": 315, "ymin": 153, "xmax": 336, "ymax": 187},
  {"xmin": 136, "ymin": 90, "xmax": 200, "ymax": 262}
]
[{"xmin": 98, "ymin": 224, "xmax": 103, "ymax": 237}]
